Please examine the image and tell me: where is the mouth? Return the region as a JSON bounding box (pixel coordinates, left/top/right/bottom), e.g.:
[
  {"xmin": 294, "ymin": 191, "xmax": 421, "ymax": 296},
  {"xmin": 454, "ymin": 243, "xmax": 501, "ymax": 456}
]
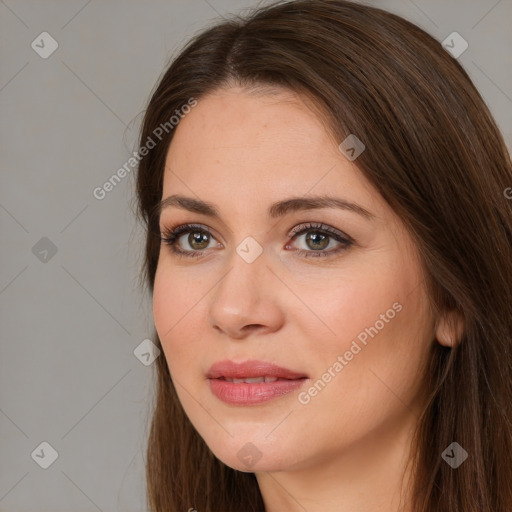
[
  {"xmin": 216, "ymin": 376, "xmax": 296, "ymax": 383},
  {"xmin": 206, "ymin": 360, "xmax": 308, "ymax": 405},
  {"xmin": 207, "ymin": 359, "xmax": 308, "ymax": 380}
]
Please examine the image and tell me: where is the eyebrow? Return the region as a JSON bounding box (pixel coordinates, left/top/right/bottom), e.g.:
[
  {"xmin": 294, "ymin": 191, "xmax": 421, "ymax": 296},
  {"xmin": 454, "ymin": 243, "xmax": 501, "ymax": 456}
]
[{"xmin": 156, "ymin": 194, "xmax": 375, "ymax": 221}]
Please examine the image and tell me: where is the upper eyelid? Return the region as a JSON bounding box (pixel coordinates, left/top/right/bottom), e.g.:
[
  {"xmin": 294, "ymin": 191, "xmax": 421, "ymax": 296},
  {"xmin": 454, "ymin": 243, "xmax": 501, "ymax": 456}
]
[{"xmin": 289, "ymin": 222, "xmax": 352, "ymax": 239}]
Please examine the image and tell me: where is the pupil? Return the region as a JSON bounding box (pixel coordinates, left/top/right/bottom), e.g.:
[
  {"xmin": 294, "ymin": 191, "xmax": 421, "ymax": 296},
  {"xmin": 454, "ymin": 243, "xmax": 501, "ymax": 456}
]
[
  {"xmin": 189, "ymin": 232, "xmax": 209, "ymax": 249},
  {"xmin": 307, "ymin": 232, "xmax": 328, "ymax": 250}
]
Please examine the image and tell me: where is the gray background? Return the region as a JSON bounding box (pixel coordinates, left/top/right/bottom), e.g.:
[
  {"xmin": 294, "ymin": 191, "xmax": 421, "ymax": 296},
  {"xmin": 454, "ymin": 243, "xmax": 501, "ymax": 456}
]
[{"xmin": 1, "ymin": 0, "xmax": 510, "ymax": 511}]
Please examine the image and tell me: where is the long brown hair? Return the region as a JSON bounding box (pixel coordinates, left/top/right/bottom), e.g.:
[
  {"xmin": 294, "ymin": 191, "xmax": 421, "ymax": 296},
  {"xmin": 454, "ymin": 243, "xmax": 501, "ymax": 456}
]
[{"xmin": 134, "ymin": 1, "xmax": 512, "ymax": 510}]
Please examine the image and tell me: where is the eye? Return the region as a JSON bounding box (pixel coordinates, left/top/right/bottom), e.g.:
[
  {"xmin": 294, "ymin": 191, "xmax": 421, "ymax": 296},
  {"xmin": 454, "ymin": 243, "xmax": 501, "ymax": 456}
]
[
  {"xmin": 160, "ymin": 223, "xmax": 220, "ymax": 258},
  {"xmin": 285, "ymin": 222, "xmax": 353, "ymax": 258},
  {"xmin": 160, "ymin": 222, "xmax": 353, "ymax": 259}
]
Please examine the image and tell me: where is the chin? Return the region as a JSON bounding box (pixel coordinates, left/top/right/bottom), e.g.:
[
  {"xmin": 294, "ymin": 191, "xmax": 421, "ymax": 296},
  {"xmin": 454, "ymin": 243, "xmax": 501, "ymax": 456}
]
[
  {"xmin": 200, "ymin": 428, "xmax": 303, "ymax": 473},
  {"xmin": 214, "ymin": 448, "xmax": 291, "ymax": 473}
]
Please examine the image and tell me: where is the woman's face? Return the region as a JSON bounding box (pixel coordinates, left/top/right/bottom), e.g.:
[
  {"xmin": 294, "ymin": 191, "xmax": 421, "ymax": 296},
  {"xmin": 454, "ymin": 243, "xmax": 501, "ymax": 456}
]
[{"xmin": 152, "ymin": 86, "xmax": 436, "ymax": 474}]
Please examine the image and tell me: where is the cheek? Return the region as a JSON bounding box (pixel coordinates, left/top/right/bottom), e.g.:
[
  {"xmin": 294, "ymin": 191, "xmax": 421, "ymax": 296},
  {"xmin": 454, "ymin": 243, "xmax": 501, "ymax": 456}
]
[
  {"xmin": 152, "ymin": 266, "xmax": 203, "ymax": 373},
  {"xmin": 295, "ymin": 247, "xmax": 432, "ymax": 388},
  {"xmin": 295, "ymin": 261, "xmax": 433, "ymax": 426},
  {"xmin": 290, "ymin": 258, "xmax": 414, "ymax": 353}
]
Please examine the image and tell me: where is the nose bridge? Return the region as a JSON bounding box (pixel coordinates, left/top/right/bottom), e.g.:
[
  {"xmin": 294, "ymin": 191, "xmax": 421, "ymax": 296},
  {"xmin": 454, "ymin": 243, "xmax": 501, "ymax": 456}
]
[
  {"xmin": 215, "ymin": 241, "xmax": 268, "ymax": 311},
  {"xmin": 208, "ymin": 240, "xmax": 283, "ymax": 336}
]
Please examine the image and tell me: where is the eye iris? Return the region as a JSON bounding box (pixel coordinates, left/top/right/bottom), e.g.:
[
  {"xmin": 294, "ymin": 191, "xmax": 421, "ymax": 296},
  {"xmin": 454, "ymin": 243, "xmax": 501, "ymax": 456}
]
[
  {"xmin": 189, "ymin": 231, "xmax": 209, "ymax": 250},
  {"xmin": 306, "ymin": 231, "xmax": 329, "ymax": 250}
]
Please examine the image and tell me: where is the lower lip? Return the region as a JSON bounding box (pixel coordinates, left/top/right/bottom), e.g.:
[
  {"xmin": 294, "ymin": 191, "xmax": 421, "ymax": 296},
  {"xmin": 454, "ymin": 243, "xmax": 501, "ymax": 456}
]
[{"xmin": 208, "ymin": 378, "xmax": 307, "ymax": 405}]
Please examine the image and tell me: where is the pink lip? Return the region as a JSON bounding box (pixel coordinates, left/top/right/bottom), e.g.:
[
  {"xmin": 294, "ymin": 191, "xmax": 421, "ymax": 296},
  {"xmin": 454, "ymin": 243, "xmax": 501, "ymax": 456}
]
[
  {"xmin": 207, "ymin": 360, "xmax": 308, "ymax": 380},
  {"xmin": 207, "ymin": 360, "xmax": 308, "ymax": 405}
]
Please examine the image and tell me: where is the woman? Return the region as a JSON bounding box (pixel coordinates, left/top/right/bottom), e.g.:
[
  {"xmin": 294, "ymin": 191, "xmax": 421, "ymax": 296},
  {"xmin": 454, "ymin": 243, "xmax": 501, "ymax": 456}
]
[{"xmin": 134, "ymin": 1, "xmax": 512, "ymax": 510}]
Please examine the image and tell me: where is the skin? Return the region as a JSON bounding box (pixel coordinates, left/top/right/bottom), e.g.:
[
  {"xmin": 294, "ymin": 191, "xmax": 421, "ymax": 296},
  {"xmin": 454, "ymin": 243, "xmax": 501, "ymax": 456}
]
[{"xmin": 152, "ymin": 86, "xmax": 462, "ymax": 512}]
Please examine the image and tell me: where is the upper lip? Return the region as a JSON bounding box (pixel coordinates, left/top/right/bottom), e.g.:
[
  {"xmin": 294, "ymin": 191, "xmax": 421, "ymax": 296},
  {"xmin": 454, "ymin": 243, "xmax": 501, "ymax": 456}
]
[{"xmin": 207, "ymin": 360, "xmax": 308, "ymax": 380}]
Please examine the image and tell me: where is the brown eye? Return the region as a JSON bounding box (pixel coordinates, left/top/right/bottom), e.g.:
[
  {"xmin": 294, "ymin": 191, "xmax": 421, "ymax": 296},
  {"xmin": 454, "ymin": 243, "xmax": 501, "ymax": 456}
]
[
  {"xmin": 160, "ymin": 224, "xmax": 219, "ymax": 258},
  {"xmin": 287, "ymin": 223, "xmax": 353, "ymax": 258},
  {"xmin": 187, "ymin": 231, "xmax": 210, "ymax": 250},
  {"xmin": 304, "ymin": 231, "xmax": 330, "ymax": 251}
]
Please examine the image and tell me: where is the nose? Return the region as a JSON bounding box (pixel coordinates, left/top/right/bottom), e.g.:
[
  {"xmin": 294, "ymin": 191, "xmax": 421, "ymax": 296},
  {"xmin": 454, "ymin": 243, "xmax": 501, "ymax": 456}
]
[{"xmin": 208, "ymin": 248, "xmax": 285, "ymax": 340}]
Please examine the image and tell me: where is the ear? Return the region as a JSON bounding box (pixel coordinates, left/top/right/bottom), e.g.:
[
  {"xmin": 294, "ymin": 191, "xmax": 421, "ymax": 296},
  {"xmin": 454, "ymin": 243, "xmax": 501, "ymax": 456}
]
[{"xmin": 435, "ymin": 309, "xmax": 465, "ymax": 347}]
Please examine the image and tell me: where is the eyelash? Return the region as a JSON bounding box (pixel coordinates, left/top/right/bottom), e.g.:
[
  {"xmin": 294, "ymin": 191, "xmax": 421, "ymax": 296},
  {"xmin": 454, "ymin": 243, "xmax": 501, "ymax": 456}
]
[{"xmin": 159, "ymin": 222, "xmax": 354, "ymax": 259}]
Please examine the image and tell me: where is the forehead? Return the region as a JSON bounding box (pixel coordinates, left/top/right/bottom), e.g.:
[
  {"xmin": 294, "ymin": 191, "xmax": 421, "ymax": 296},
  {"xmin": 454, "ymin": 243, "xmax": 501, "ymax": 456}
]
[{"xmin": 161, "ymin": 87, "xmax": 381, "ymax": 217}]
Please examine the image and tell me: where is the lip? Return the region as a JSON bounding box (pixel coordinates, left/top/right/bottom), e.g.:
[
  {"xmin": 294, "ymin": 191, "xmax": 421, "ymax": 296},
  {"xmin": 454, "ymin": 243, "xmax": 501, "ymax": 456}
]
[
  {"xmin": 207, "ymin": 360, "xmax": 308, "ymax": 380},
  {"xmin": 207, "ymin": 360, "xmax": 308, "ymax": 406}
]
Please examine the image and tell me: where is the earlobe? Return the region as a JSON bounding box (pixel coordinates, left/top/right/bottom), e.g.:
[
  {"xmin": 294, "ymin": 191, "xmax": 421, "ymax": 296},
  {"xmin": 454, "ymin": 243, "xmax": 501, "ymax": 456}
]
[{"xmin": 435, "ymin": 309, "xmax": 465, "ymax": 347}]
